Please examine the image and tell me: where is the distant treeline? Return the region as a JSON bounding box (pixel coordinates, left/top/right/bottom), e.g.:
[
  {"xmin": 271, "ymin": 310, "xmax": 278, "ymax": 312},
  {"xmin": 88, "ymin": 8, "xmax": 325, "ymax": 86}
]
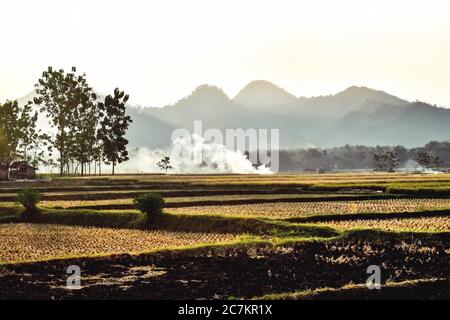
[{"xmin": 271, "ymin": 141, "xmax": 450, "ymax": 171}]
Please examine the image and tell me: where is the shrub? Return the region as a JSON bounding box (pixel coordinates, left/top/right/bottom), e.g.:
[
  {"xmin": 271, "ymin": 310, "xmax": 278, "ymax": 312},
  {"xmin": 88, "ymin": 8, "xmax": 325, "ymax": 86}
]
[
  {"xmin": 133, "ymin": 193, "xmax": 165, "ymax": 223},
  {"xmin": 17, "ymin": 188, "xmax": 42, "ymax": 221}
]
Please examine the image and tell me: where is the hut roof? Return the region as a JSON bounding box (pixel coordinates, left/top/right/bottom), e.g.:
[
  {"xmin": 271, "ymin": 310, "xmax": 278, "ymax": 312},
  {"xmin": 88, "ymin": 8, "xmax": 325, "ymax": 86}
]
[{"xmin": 9, "ymin": 161, "xmax": 38, "ymax": 170}]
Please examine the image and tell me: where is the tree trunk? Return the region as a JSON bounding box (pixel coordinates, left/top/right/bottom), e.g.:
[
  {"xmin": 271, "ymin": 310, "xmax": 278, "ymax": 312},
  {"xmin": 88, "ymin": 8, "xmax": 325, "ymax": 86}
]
[
  {"xmin": 59, "ymin": 129, "xmax": 65, "ymax": 177},
  {"xmin": 60, "ymin": 151, "xmax": 64, "ymax": 177}
]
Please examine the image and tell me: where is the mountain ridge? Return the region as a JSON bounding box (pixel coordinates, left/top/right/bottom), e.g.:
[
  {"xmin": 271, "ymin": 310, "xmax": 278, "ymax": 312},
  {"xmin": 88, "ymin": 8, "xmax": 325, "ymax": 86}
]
[{"xmin": 13, "ymin": 80, "xmax": 450, "ymax": 149}]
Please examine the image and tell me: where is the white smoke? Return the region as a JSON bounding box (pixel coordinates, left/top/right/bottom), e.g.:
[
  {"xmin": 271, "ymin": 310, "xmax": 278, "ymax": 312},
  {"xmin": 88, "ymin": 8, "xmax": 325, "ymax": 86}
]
[
  {"xmin": 400, "ymin": 159, "xmax": 442, "ymax": 174},
  {"xmin": 117, "ymin": 133, "xmax": 272, "ymax": 174},
  {"xmin": 116, "ymin": 148, "xmax": 165, "ymax": 173}
]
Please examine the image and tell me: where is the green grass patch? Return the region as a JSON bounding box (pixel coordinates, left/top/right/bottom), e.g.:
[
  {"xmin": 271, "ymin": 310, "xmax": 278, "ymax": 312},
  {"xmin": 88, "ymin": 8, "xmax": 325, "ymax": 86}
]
[{"xmin": 253, "ymin": 278, "xmax": 449, "ymax": 300}]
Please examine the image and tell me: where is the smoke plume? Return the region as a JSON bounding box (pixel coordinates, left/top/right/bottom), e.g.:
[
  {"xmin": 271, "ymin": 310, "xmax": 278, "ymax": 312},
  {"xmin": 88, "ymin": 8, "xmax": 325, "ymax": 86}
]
[{"xmin": 117, "ymin": 133, "xmax": 272, "ymax": 174}]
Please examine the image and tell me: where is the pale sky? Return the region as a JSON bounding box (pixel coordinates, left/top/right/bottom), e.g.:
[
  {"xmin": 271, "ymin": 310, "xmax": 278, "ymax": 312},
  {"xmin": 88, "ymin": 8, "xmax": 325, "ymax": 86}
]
[{"xmin": 1, "ymin": 0, "xmax": 450, "ymax": 107}]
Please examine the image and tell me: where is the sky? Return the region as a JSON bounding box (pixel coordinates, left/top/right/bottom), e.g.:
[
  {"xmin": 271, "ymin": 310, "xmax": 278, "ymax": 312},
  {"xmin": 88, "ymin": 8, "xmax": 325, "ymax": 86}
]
[{"xmin": 1, "ymin": 0, "xmax": 450, "ymax": 107}]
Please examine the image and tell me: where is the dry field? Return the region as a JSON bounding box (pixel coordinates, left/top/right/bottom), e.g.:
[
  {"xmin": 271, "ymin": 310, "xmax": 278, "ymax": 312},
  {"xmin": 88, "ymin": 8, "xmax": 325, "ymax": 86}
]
[
  {"xmin": 37, "ymin": 193, "xmax": 361, "ymax": 209},
  {"xmin": 317, "ymin": 216, "xmax": 450, "ymax": 232},
  {"xmin": 167, "ymin": 198, "xmax": 450, "ymax": 219},
  {"xmin": 5, "ymin": 172, "xmax": 448, "ymax": 188},
  {"xmin": 0, "ymin": 173, "xmax": 449, "ymax": 300},
  {"xmin": 80, "ymin": 173, "xmax": 450, "ymax": 184},
  {"xmin": 0, "ymin": 223, "xmax": 236, "ymax": 264}
]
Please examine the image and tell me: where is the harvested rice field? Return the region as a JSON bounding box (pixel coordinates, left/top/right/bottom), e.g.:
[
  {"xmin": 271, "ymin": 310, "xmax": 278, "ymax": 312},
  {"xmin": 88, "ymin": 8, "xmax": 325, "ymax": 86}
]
[
  {"xmin": 37, "ymin": 193, "xmax": 377, "ymax": 209},
  {"xmin": 68, "ymin": 173, "xmax": 450, "ymax": 184},
  {"xmin": 317, "ymin": 216, "xmax": 450, "ymax": 232},
  {"xmin": 0, "ymin": 223, "xmax": 237, "ymax": 263},
  {"xmin": 167, "ymin": 198, "xmax": 450, "ymax": 218},
  {"xmin": 1, "ymin": 173, "xmax": 449, "ymax": 301}
]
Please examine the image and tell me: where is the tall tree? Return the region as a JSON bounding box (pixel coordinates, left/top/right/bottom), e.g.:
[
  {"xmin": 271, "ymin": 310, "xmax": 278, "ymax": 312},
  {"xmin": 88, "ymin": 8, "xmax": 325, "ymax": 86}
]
[
  {"xmin": 0, "ymin": 129, "xmax": 10, "ymax": 166},
  {"xmin": 19, "ymin": 103, "xmax": 42, "ymax": 164},
  {"xmin": 34, "ymin": 66, "xmax": 96, "ymax": 176},
  {"xmin": 98, "ymin": 88, "xmax": 133, "ymax": 175},
  {"xmin": 70, "ymin": 76, "xmax": 98, "ymax": 176},
  {"xmin": 0, "ymin": 100, "xmax": 37, "ymax": 168}
]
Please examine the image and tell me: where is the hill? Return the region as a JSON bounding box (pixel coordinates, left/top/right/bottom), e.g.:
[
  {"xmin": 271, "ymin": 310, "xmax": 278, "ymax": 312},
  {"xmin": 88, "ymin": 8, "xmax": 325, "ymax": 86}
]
[{"xmin": 16, "ymin": 81, "xmax": 450, "ymax": 149}]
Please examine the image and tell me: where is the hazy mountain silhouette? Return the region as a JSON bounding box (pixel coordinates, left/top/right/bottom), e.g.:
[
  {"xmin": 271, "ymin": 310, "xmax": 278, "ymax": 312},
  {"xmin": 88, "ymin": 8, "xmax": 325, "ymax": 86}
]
[
  {"xmin": 127, "ymin": 81, "xmax": 450, "ymax": 149},
  {"xmin": 17, "ymin": 81, "xmax": 450, "ymax": 149},
  {"xmin": 233, "ymin": 80, "xmax": 298, "ymax": 109}
]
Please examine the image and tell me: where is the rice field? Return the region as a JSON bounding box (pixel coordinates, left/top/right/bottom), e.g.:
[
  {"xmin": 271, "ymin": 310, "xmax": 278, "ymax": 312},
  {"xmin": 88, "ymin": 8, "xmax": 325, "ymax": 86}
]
[
  {"xmin": 1, "ymin": 173, "xmax": 450, "ymax": 300},
  {"xmin": 79, "ymin": 173, "xmax": 450, "ymax": 184},
  {"xmin": 317, "ymin": 216, "xmax": 450, "ymax": 232},
  {"xmin": 37, "ymin": 193, "xmax": 372, "ymax": 209},
  {"xmin": 166, "ymin": 198, "xmax": 450, "ymax": 218},
  {"xmin": 0, "ymin": 223, "xmax": 237, "ymax": 263},
  {"xmin": 4, "ymin": 172, "xmax": 450, "ymax": 190}
]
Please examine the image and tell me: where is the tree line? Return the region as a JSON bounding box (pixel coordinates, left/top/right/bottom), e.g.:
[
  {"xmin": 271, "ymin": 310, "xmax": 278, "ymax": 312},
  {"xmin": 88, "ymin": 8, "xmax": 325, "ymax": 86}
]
[
  {"xmin": 276, "ymin": 141, "xmax": 450, "ymax": 172},
  {"xmin": 0, "ymin": 66, "xmax": 132, "ymax": 176}
]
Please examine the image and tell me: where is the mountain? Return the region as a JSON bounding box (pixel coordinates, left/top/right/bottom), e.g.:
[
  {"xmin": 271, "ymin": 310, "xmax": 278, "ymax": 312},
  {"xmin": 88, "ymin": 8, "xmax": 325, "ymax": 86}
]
[
  {"xmin": 16, "ymin": 81, "xmax": 450, "ymax": 149},
  {"xmin": 132, "ymin": 81, "xmax": 450, "ymax": 149},
  {"xmin": 293, "ymin": 86, "xmax": 408, "ymax": 118},
  {"xmin": 233, "ymin": 80, "xmax": 298, "ymax": 109},
  {"xmin": 317, "ymin": 101, "xmax": 450, "ymax": 147}
]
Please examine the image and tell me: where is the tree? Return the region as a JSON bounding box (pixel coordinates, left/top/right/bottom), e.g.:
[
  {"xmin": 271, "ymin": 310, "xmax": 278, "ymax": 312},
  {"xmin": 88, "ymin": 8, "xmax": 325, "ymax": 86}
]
[
  {"xmin": 431, "ymin": 156, "xmax": 443, "ymax": 169},
  {"xmin": 19, "ymin": 104, "xmax": 50, "ymax": 167},
  {"xmin": 25, "ymin": 132, "xmax": 53, "ymax": 168},
  {"xmin": 98, "ymin": 88, "xmax": 133, "ymax": 175},
  {"xmin": 0, "ymin": 100, "xmax": 23, "ymax": 166},
  {"xmin": 416, "ymin": 151, "xmax": 431, "ymax": 168},
  {"xmin": 373, "ymin": 150, "xmax": 399, "ymax": 172},
  {"xmin": 34, "ymin": 66, "xmax": 96, "ymax": 176},
  {"xmin": 0, "ymin": 100, "xmax": 38, "ymax": 169},
  {"xmin": 157, "ymin": 156, "xmax": 172, "ymax": 173},
  {"xmin": 416, "ymin": 151, "xmax": 442, "ymax": 170},
  {"xmin": 70, "ymin": 81, "xmax": 98, "ymax": 176},
  {"xmin": 0, "ymin": 129, "xmax": 9, "ymax": 165}
]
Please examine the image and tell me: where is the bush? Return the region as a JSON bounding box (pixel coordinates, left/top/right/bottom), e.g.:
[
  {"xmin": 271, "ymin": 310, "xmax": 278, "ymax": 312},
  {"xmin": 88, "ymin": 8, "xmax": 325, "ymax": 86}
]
[
  {"xmin": 17, "ymin": 188, "xmax": 42, "ymax": 221},
  {"xmin": 133, "ymin": 193, "xmax": 165, "ymax": 223}
]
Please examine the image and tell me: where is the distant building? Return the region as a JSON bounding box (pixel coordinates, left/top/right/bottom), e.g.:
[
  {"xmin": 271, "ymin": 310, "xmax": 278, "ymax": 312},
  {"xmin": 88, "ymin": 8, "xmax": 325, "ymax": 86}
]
[
  {"xmin": 0, "ymin": 166, "xmax": 8, "ymax": 181},
  {"xmin": 9, "ymin": 161, "xmax": 38, "ymax": 180}
]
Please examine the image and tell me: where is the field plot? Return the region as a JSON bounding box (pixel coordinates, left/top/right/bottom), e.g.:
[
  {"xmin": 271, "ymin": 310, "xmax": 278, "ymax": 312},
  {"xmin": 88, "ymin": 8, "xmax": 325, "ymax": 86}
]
[
  {"xmin": 87, "ymin": 173, "xmax": 450, "ymax": 185},
  {"xmin": 0, "ymin": 223, "xmax": 236, "ymax": 263},
  {"xmin": 37, "ymin": 193, "xmax": 381, "ymax": 209},
  {"xmin": 317, "ymin": 216, "xmax": 450, "ymax": 232},
  {"xmin": 167, "ymin": 198, "xmax": 450, "ymax": 218}
]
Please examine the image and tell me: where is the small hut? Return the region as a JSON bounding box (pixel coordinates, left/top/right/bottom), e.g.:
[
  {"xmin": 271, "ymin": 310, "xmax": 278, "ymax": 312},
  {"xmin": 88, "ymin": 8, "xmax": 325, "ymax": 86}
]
[{"xmin": 9, "ymin": 161, "xmax": 38, "ymax": 180}]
